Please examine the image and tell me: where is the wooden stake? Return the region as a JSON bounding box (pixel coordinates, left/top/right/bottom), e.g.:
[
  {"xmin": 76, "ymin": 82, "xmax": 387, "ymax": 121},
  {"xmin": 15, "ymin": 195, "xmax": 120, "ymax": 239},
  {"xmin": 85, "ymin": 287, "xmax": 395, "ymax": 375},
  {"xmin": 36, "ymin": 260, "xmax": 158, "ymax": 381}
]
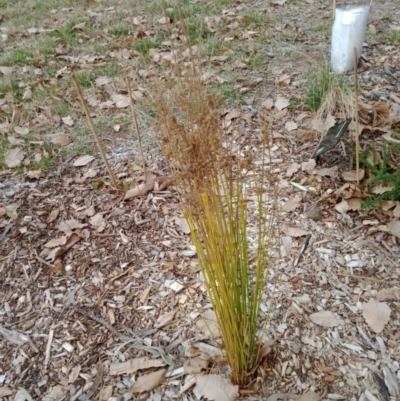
[
  {"xmin": 332, "ymin": 0, "xmax": 336, "ymax": 20},
  {"xmin": 72, "ymin": 75, "xmax": 120, "ymax": 190},
  {"xmin": 353, "ymin": 48, "xmax": 360, "ymax": 185},
  {"xmin": 125, "ymin": 76, "xmax": 147, "ymax": 179}
]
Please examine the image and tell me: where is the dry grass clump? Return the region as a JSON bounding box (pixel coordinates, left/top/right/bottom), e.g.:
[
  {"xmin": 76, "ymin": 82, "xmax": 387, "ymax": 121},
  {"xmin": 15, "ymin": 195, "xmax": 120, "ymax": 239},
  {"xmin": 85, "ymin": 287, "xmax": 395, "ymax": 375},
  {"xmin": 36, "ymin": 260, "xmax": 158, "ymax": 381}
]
[{"xmin": 152, "ymin": 68, "xmax": 276, "ymax": 385}]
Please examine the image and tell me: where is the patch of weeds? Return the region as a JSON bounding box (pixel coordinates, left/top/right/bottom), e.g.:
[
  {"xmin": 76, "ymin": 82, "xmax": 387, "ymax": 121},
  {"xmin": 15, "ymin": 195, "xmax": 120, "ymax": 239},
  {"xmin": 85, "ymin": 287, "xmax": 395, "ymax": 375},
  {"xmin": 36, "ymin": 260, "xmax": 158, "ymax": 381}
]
[
  {"xmin": 39, "ymin": 42, "xmax": 57, "ymax": 56},
  {"xmin": 76, "ymin": 70, "xmax": 92, "ymax": 88},
  {"xmin": 49, "ymin": 20, "xmax": 82, "ymax": 46},
  {"xmin": 14, "ymin": 165, "xmax": 24, "ymax": 174},
  {"xmin": 0, "ymin": 78, "xmax": 20, "ymax": 96},
  {"xmin": 0, "ymin": 141, "xmax": 10, "ymax": 170},
  {"xmin": 91, "ymin": 181, "xmax": 100, "ymax": 189},
  {"xmin": 292, "ymin": 177, "xmax": 301, "ymax": 183},
  {"xmin": 132, "ymin": 32, "xmax": 167, "ymax": 57},
  {"xmin": 186, "ymin": 18, "xmax": 212, "ymax": 45},
  {"xmin": 59, "ymin": 127, "xmax": 95, "ymax": 157},
  {"xmin": 283, "ymin": 49, "xmax": 294, "ymax": 58},
  {"xmin": 98, "ymin": 63, "xmax": 119, "ymax": 77},
  {"xmin": 311, "ymin": 23, "xmax": 330, "ymax": 35},
  {"xmin": 387, "ymin": 30, "xmax": 400, "ymax": 43},
  {"xmin": 215, "ymin": 83, "xmax": 245, "ymax": 105},
  {"xmin": 51, "ymin": 100, "xmax": 71, "ymax": 117},
  {"xmin": 288, "ymin": 99, "xmax": 301, "ymax": 110},
  {"xmin": 247, "ymin": 52, "xmax": 267, "ymax": 71},
  {"xmin": 2, "ymin": 49, "xmax": 33, "ymax": 66},
  {"xmin": 239, "ymin": 9, "xmax": 268, "ymax": 28},
  {"xmin": 109, "ymin": 24, "xmax": 129, "ymax": 37},
  {"xmin": 303, "ymin": 66, "xmax": 353, "ymax": 115},
  {"xmin": 31, "ymin": 157, "xmax": 53, "ymax": 172},
  {"xmin": 41, "ymin": 181, "xmax": 50, "ymax": 189},
  {"xmin": 203, "ymin": 38, "xmax": 228, "ymax": 57},
  {"xmin": 360, "ymin": 142, "xmax": 400, "ymax": 208}
]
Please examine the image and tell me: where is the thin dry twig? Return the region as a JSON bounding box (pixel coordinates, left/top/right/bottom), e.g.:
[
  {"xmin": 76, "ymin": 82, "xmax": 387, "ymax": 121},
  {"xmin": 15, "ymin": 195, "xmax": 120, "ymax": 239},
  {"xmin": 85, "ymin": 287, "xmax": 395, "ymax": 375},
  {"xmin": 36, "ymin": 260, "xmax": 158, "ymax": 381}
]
[
  {"xmin": 67, "ymin": 304, "xmax": 127, "ymax": 341},
  {"xmin": 72, "ymin": 75, "xmax": 120, "ymax": 190},
  {"xmin": 44, "ymin": 329, "xmax": 54, "ymax": 370},
  {"xmin": 353, "ymin": 48, "xmax": 360, "ymax": 184},
  {"xmin": 125, "ymin": 76, "xmax": 147, "ymax": 179}
]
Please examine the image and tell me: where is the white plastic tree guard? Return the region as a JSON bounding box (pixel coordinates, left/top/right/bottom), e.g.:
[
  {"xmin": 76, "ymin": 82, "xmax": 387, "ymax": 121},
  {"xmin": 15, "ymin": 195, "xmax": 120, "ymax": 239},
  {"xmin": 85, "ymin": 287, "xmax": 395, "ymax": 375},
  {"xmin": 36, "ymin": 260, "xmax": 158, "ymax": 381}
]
[{"xmin": 331, "ymin": 5, "xmax": 370, "ymax": 73}]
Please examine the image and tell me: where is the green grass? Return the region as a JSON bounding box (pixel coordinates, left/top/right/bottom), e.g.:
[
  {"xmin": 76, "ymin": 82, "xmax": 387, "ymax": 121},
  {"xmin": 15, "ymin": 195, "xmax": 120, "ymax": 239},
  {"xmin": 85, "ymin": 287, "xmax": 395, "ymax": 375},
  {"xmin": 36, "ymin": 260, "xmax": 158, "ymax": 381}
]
[
  {"xmin": 31, "ymin": 157, "xmax": 53, "ymax": 172},
  {"xmin": 311, "ymin": 23, "xmax": 330, "ymax": 35},
  {"xmin": 0, "ymin": 78, "xmax": 20, "ymax": 96},
  {"xmin": 58, "ymin": 127, "xmax": 95, "ymax": 157},
  {"xmin": 239, "ymin": 9, "xmax": 268, "ymax": 28},
  {"xmin": 109, "ymin": 24, "xmax": 130, "ymax": 37},
  {"xmin": 203, "ymin": 38, "xmax": 228, "ymax": 57},
  {"xmin": 75, "ymin": 70, "xmax": 92, "ymax": 88},
  {"xmin": 97, "ymin": 63, "xmax": 119, "ymax": 77},
  {"xmin": 247, "ymin": 52, "xmax": 267, "ymax": 71},
  {"xmin": 387, "ymin": 30, "xmax": 400, "ymax": 43},
  {"xmin": 2, "ymin": 49, "xmax": 33, "ymax": 66},
  {"xmin": 49, "ymin": 20, "xmax": 84, "ymax": 46},
  {"xmin": 51, "ymin": 100, "xmax": 72, "ymax": 117},
  {"xmin": 132, "ymin": 33, "xmax": 167, "ymax": 56}
]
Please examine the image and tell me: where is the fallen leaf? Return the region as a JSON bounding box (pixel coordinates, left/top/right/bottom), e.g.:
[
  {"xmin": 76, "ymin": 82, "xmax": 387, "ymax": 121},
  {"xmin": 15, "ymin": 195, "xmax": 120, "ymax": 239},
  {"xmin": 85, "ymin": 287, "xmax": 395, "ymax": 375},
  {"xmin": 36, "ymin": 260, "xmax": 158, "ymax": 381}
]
[
  {"xmin": 0, "ymin": 66, "xmax": 13, "ymax": 75},
  {"xmin": 73, "ymin": 155, "xmax": 95, "ymax": 166},
  {"xmin": 297, "ymin": 392, "xmax": 320, "ymax": 401},
  {"xmin": 347, "ymin": 198, "xmax": 361, "ymax": 211},
  {"xmin": 155, "ymin": 310, "xmax": 175, "ymax": 328},
  {"xmin": 372, "ymin": 183, "xmax": 394, "ymax": 194},
  {"xmin": 266, "ymin": 395, "xmax": 299, "ymax": 401},
  {"xmin": 301, "ymin": 159, "xmax": 316, "ymax": 172},
  {"xmin": 361, "ymin": 299, "xmax": 391, "ymax": 333},
  {"xmin": 387, "ymin": 220, "xmax": 400, "ymax": 238},
  {"xmin": 196, "ymin": 310, "xmax": 221, "ymax": 338},
  {"xmin": 22, "ymin": 88, "xmax": 32, "ymax": 100},
  {"xmin": 89, "ymin": 213, "xmax": 106, "ymax": 232},
  {"xmin": 225, "ymin": 109, "xmax": 241, "ymax": 121},
  {"xmin": 51, "ymin": 135, "xmax": 71, "ymax": 145},
  {"xmin": 286, "ymin": 163, "xmax": 301, "ymax": 177},
  {"xmin": 44, "ymin": 236, "xmax": 67, "ymax": 248},
  {"xmin": 393, "ymin": 203, "xmax": 400, "ymax": 218},
  {"xmin": 335, "ymin": 200, "xmax": 349, "ymax": 214},
  {"xmin": 128, "ymin": 369, "xmax": 166, "ymax": 393},
  {"xmin": 281, "ymin": 226, "xmax": 308, "ymax": 237},
  {"xmin": 285, "ymin": 121, "xmax": 298, "ymax": 132},
  {"xmin": 342, "ymin": 170, "xmax": 365, "ymax": 181},
  {"xmin": 111, "ymin": 94, "xmax": 129, "ymax": 108},
  {"xmin": 262, "ymin": 98, "xmax": 274, "ymax": 110},
  {"xmin": 98, "ymin": 385, "xmax": 113, "ymax": 401},
  {"xmin": 124, "ymin": 178, "xmax": 156, "ymax": 200},
  {"xmin": 309, "ymin": 311, "xmax": 344, "ymax": 327},
  {"xmin": 176, "ymin": 216, "xmax": 190, "ymax": 234},
  {"xmin": 5, "ymin": 203, "xmax": 19, "ymax": 219},
  {"xmin": 61, "ymin": 116, "xmax": 74, "ymax": 126},
  {"xmin": 184, "ymin": 357, "xmax": 209, "ymax": 374},
  {"xmin": 113, "ymin": 124, "xmax": 121, "ymax": 132},
  {"xmin": 195, "ymin": 375, "xmax": 239, "ymax": 401},
  {"xmin": 110, "ymin": 358, "xmax": 166, "ymax": 375},
  {"xmin": 26, "ymin": 170, "xmax": 42, "ymax": 179},
  {"xmin": 316, "ymin": 166, "xmax": 338, "ymax": 178},
  {"xmin": 95, "ymin": 76, "xmax": 112, "ymax": 86},
  {"xmin": 282, "ymin": 193, "xmax": 302, "ymax": 212},
  {"xmin": 307, "ymin": 205, "xmax": 323, "ymax": 221},
  {"xmin": 5, "ymin": 147, "xmax": 25, "ymax": 167},
  {"xmin": 48, "ymin": 259, "xmax": 64, "ymax": 275},
  {"xmin": 275, "ymin": 96, "xmax": 290, "ymax": 111},
  {"xmin": 376, "ymin": 287, "xmax": 400, "ymax": 301},
  {"xmin": 14, "ymin": 126, "xmax": 29, "ymax": 135},
  {"xmin": 0, "ymin": 387, "xmax": 12, "ymax": 397}
]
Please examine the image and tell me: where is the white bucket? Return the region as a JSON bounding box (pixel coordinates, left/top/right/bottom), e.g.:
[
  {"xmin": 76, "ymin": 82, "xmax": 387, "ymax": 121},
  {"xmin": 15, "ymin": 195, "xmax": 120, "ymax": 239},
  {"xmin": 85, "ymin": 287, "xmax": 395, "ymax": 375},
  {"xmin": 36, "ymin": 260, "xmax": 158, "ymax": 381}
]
[{"xmin": 331, "ymin": 5, "xmax": 370, "ymax": 73}]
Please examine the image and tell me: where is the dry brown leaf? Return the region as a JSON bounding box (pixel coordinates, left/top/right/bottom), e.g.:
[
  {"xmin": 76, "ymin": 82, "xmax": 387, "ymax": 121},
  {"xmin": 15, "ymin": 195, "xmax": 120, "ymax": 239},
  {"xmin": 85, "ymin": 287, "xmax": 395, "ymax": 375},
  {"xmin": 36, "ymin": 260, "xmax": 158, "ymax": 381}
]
[
  {"xmin": 0, "ymin": 66, "xmax": 13, "ymax": 75},
  {"xmin": 5, "ymin": 203, "xmax": 19, "ymax": 219},
  {"xmin": 98, "ymin": 386, "xmax": 113, "ymax": 401},
  {"xmin": 297, "ymin": 392, "xmax": 320, "ymax": 401},
  {"xmin": 61, "ymin": 116, "xmax": 74, "ymax": 126},
  {"xmin": 347, "ymin": 198, "xmax": 361, "ymax": 211},
  {"xmin": 262, "ymin": 98, "xmax": 274, "ymax": 110},
  {"xmin": 376, "ymin": 288, "xmax": 400, "ymax": 301},
  {"xmin": 342, "ymin": 169, "xmax": 365, "ymax": 181},
  {"xmin": 111, "ymin": 94, "xmax": 130, "ymax": 108},
  {"xmin": 394, "ymin": 203, "xmax": 400, "ymax": 218},
  {"xmin": 95, "ymin": 76, "xmax": 112, "ymax": 86},
  {"xmin": 183, "ymin": 357, "xmax": 209, "ymax": 374},
  {"xmin": 14, "ymin": 126, "xmax": 29, "ymax": 135},
  {"xmin": 48, "ymin": 259, "xmax": 64, "ymax": 275},
  {"xmin": 89, "ymin": 213, "xmax": 106, "ymax": 232},
  {"xmin": 155, "ymin": 310, "xmax": 175, "ymax": 328},
  {"xmin": 110, "ymin": 358, "xmax": 166, "ymax": 376},
  {"xmin": 176, "ymin": 216, "xmax": 190, "ymax": 234},
  {"xmin": 309, "ymin": 311, "xmax": 344, "ymax": 327},
  {"xmin": 282, "ymin": 193, "xmax": 302, "ymax": 212},
  {"xmin": 372, "ymin": 183, "xmax": 394, "ymax": 194},
  {"xmin": 316, "ymin": 166, "xmax": 338, "ymax": 178},
  {"xmin": 335, "ymin": 200, "xmax": 349, "ymax": 214},
  {"xmin": 195, "ymin": 374, "xmax": 239, "ymax": 401},
  {"xmin": 44, "ymin": 236, "xmax": 68, "ymax": 248},
  {"xmin": 0, "ymin": 387, "xmax": 12, "ymax": 397},
  {"xmin": 275, "ymin": 96, "xmax": 290, "ymax": 111},
  {"xmin": 27, "ymin": 170, "xmax": 42, "ymax": 179},
  {"xmin": 302, "ymin": 159, "xmax": 316, "ymax": 172},
  {"xmin": 47, "ymin": 209, "xmax": 60, "ymax": 223},
  {"xmin": 361, "ymin": 299, "xmax": 391, "ymax": 333},
  {"xmin": 4, "ymin": 147, "xmax": 25, "ymax": 167},
  {"xmin": 266, "ymin": 394, "xmax": 298, "ymax": 401},
  {"xmin": 196, "ymin": 310, "xmax": 221, "ymax": 338},
  {"xmin": 286, "ymin": 163, "xmax": 301, "ymax": 177},
  {"xmin": 73, "ymin": 155, "xmax": 95, "ymax": 166},
  {"xmin": 68, "ymin": 365, "xmax": 81, "ymax": 384},
  {"xmin": 128, "ymin": 369, "xmax": 166, "ymax": 393},
  {"xmin": 381, "ymin": 200, "xmax": 397, "ymax": 211},
  {"xmin": 51, "ymin": 135, "xmax": 71, "ymax": 145},
  {"xmin": 285, "ymin": 121, "xmax": 298, "ymax": 132},
  {"xmin": 281, "ymin": 226, "xmax": 308, "ymax": 237},
  {"xmin": 225, "ymin": 109, "xmax": 241, "ymax": 121},
  {"xmin": 124, "ymin": 178, "xmax": 156, "ymax": 200},
  {"xmin": 387, "ymin": 220, "xmax": 400, "ymax": 238}
]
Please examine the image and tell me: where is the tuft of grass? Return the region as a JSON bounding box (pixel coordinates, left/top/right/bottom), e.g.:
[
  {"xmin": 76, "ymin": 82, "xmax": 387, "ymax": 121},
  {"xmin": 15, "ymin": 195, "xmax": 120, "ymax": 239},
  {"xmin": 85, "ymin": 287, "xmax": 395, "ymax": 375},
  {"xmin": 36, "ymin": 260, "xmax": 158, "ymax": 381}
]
[
  {"xmin": 109, "ymin": 24, "xmax": 129, "ymax": 37},
  {"xmin": 2, "ymin": 49, "xmax": 32, "ymax": 66},
  {"xmin": 239, "ymin": 9, "xmax": 268, "ymax": 28},
  {"xmin": 247, "ymin": 52, "xmax": 268, "ymax": 71},
  {"xmin": 98, "ymin": 63, "xmax": 119, "ymax": 77},
  {"xmin": 49, "ymin": 20, "xmax": 82, "ymax": 46},
  {"xmin": 387, "ymin": 30, "xmax": 400, "ymax": 43},
  {"xmin": 303, "ymin": 66, "xmax": 353, "ymax": 116},
  {"xmin": 75, "ymin": 70, "xmax": 92, "ymax": 88},
  {"xmin": 311, "ymin": 23, "xmax": 330, "ymax": 34},
  {"xmin": 132, "ymin": 33, "xmax": 167, "ymax": 57},
  {"xmin": 31, "ymin": 157, "xmax": 53, "ymax": 172},
  {"xmin": 153, "ymin": 66, "xmax": 276, "ymax": 385},
  {"xmin": 51, "ymin": 100, "xmax": 71, "ymax": 117}
]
